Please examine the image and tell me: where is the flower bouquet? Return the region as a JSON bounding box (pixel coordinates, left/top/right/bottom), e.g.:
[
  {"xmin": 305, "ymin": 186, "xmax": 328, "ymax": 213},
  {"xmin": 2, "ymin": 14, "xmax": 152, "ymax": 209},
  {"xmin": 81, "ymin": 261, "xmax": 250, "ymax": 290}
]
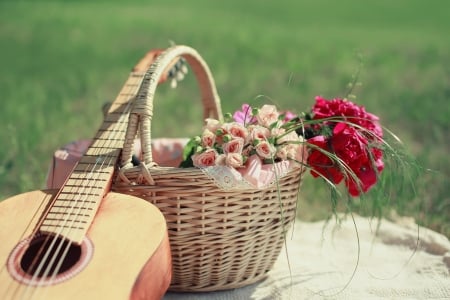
[
  {"xmin": 113, "ymin": 45, "xmax": 415, "ymax": 292},
  {"xmin": 180, "ymin": 96, "xmax": 385, "ymax": 199}
]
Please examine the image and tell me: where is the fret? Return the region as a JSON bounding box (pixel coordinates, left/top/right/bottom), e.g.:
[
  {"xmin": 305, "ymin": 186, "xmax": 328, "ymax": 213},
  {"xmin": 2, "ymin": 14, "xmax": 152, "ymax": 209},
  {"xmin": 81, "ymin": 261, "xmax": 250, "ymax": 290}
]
[
  {"xmin": 59, "ymin": 184, "xmax": 105, "ymax": 192},
  {"xmin": 119, "ymin": 92, "xmax": 138, "ymax": 97},
  {"xmin": 47, "ymin": 214, "xmax": 91, "ymax": 219},
  {"xmin": 125, "ymin": 81, "xmax": 140, "ymax": 86},
  {"xmin": 50, "ymin": 204, "xmax": 96, "ymax": 209},
  {"xmin": 57, "ymin": 193, "xmax": 101, "ymax": 199},
  {"xmin": 61, "ymin": 185, "xmax": 106, "ymax": 191},
  {"xmin": 77, "ymin": 155, "xmax": 116, "ymax": 165},
  {"xmin": 91, "ymin": 131, "xmax": 128, "ymax": 142},
  {"xmin": 130, "ymin": 72, "xmax": 145, "ymax": 77},
  {"xmin": 96, "ymin": 130, "xmax": 126, "ymax": 137},
  {"xmin": 55, "ymin": 190, "xmax": 104, "ymax": 199},
  {"xmin": 102, "ymin": 113, "xmax": 128, "ymax": 123},
  {"xmin": 92, "ymin": 131, "xmax": 127, "ymax": 141},
  {"xmin": 56, "ymin": 195, "xmax": 102, "ymax": 202},
  {"xmin": 107, "ymin": 99, "xmax": 134, "ymax": 105},
  {"xmin": 40, "ymin": 71, "xmax": 146, "ymax": 244},
  {"xmin": 100, "ymin": 119, "xmax": 125, "ymax": 125},
  {"xmin": 106, "ymin": 104, "xmax": 133, "ymax": 114},
  {"xmin": 87, "ymin": 148, "xmax": 120, "ymax": 156},
  {"xmin": 72, "ymin": 161, "xmax": 115, "ymax": 169},
  {"xmin": 41, "ymin": 224, "xmax": 85, "ymax": 230},
  {"xmin": 92, "ymin": 137, "xmax": 125, "ymax": 143},
  {"xmin": 48, "ymin": 206, "xmax": 94, "ymax": 212},
  {"xmin": 83, "ymin": 144, "xmax": 122, "ymax": 152},
  {"xmin": 60, "ymin": 177, "xmax": 108, "ymax": 184},
  {"xmin": 95, "ymin": 134, "xmax": 125, "ymax": 144},
  {"xmin": 83, "ymin": 147, "xmax": 121, "ymax": 157},
  {"xmin": 106, "ymin": 111, "xmax": 131, "ymax": 118},
  {"xmin": 72, "ymin": 165, "xmax": 115, "ymax": 174},
  {"xmin": 64, "ymin": 176, "xmax": 109, "ymax": 184},
  {"xmin": 98, "ymin": 123, "xmax": 127, "ymax": 132},
  {"xmin": 44, "ymin": 218, "xmax": 88, "ymax": 224}
]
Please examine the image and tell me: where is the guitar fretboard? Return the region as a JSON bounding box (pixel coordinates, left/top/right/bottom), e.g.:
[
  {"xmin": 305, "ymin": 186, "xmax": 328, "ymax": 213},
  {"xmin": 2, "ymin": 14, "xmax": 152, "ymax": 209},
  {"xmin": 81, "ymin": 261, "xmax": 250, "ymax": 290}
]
[{"xmin": 40, "ymin": 72, "xmax": 145, "ymax": 244}]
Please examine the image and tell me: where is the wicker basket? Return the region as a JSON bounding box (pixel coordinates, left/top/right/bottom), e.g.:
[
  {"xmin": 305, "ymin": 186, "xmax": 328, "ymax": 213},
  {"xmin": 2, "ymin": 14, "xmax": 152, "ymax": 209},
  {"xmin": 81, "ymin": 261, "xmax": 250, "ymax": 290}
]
[{"xmin": 112, "ymin": 45, "xmax": 306, "ymax": 292}]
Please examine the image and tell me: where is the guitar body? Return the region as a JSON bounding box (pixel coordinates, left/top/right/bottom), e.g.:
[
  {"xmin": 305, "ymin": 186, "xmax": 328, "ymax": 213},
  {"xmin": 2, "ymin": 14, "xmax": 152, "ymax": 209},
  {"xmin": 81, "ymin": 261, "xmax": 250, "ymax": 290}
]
[
  {"xmin": 0, "ymin": 47, "xmax": 185, "ymax": 299},
  {"xmin": 0, "ymin": 190, "xmax": 171, "ymax": 300}
]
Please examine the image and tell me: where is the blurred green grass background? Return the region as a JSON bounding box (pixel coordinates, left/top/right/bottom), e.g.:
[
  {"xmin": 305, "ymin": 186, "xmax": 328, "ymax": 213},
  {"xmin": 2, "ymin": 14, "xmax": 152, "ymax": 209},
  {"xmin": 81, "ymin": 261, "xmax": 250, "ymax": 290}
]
[{"xmin": 0, "ymin": 0, "xmax": 449, "ymax": 236}]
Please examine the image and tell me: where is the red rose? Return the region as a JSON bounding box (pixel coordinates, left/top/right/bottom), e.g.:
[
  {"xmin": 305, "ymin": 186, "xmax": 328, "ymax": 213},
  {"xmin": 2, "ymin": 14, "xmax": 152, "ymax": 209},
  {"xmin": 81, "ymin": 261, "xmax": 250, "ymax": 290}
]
[
  {"xmin": 331, "ymin": 123, "xmax": 384, "ymax": 196},
  {"xmin": 312, "ymin": 96, "xmax": 362, "ymax": 121},
  {"xmin": 331, "ymin": 123, "xmax": 369, "ymax": 167},
  {"xmin": 308, "ymin": 123, "xmax": 384, "ymax": 196},
  {"xmin": 312, "ymin": 96, "xmax": 383, "ymax": 140},
  {"xmin": 307, "ymin": 135, "xmax": 344, "ymax": 184},
  {"xmin": 346, "ymin": 152, "xmax": 384, "ymax": 196}
]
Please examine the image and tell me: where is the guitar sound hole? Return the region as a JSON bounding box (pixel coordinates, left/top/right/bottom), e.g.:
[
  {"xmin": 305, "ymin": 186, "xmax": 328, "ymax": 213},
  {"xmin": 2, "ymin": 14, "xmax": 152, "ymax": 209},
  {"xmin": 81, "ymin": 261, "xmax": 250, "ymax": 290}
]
[
  {"xmin": 20, "ymin": 235, "xmax": 81, "ymax": 277},
  {"xmin": 7, "ymin": 234, "xmax": 94, "ymax": 286}
]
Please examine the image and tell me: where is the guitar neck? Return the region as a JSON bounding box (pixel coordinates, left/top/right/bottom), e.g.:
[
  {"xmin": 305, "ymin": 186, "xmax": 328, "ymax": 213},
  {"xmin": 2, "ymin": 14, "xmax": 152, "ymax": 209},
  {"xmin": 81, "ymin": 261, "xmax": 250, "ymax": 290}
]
[{"xmin": 39, "ymin": 72, "xmax": 145, "ymax": 244}]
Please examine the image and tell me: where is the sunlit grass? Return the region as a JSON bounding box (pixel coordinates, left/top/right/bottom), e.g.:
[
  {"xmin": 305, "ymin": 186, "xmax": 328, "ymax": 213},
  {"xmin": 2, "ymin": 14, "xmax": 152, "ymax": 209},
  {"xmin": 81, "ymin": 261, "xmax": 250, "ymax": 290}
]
[{"xmin": 0, "ymin": 0, "xmax": 448, "ymax": 236}]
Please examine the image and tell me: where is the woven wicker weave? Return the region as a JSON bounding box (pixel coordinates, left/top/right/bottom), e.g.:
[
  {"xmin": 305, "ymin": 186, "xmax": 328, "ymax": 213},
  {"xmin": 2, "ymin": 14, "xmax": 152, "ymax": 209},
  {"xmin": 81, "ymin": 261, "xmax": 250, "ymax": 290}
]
[{"xmin": 113, "ymin": 45, "xmax": 306, "ymax": 292}]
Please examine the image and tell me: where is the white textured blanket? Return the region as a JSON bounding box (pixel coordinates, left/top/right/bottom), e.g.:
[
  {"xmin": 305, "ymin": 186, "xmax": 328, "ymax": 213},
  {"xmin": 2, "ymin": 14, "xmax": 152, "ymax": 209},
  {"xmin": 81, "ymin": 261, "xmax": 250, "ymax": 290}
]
[{"xmin": 164, "ymin": 215, "xmax": 450, "ymax": 299}]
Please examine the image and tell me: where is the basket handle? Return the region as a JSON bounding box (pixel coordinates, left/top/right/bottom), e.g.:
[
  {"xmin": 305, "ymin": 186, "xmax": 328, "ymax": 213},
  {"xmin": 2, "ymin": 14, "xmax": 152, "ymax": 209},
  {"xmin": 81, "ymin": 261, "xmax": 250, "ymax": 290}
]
[
  {"xmin": 132, "ymin": 48, "xmax": 185, "ymax": 85},
  {"xmin": 120, "ymin": 45, "xmax": 223, "ymax": 172}
]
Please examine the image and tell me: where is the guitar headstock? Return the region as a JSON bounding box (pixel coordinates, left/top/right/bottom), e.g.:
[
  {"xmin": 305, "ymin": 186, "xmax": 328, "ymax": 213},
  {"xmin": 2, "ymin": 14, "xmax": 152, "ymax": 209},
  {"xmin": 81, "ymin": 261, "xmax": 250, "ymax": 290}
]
[
  {"xmin": 133, "ymin": 48, "xmax": 188, "ymax": 88},
  {"xmin": 101, "ymin": 47, "xmax": 189, "ymax": 117}
]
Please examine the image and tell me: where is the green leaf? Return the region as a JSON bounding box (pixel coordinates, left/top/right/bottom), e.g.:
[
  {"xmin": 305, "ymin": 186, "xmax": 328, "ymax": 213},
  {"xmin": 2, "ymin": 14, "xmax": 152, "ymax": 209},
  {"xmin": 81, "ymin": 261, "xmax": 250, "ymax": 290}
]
[{"xmin": 182, "ymin": 137, "xmax": 200, "ymax": 160}]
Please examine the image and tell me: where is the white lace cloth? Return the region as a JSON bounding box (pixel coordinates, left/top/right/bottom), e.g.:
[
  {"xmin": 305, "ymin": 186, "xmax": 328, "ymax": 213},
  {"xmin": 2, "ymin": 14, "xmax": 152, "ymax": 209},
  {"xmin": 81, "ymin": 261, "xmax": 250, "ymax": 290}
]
[
  {"xmin": 201, "ymin": 157, "xmax": 293, "ymax": 190},
  {"xmin": 164, "ymin": 215, "xmax": 450, "ymax": 300}
]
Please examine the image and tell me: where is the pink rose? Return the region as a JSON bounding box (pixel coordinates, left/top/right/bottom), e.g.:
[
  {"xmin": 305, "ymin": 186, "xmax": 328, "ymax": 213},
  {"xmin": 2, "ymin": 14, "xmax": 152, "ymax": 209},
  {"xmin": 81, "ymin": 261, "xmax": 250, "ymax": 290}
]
[
  {"xmin": 276, "ymin": 129, "xmax": 300, "ymax": 144},
  {"xmin": 225, "ymin": 122, "xmax": 249, "ymax": 140},
  {"xmin": 249, "ymin": 125, "xmax": 270, "ymax": 141},
  {"xmin": 256, "ymin": 105, "xmax": 279, "ymax": 127},
  {"xmin": 285, "ymin": 143, "xmax": 301, "ymax": 160},
  {"xmin": 271, "ymin": 127, "xmax": 285, "ymax": 138},
  {"xmin": 242, "ymin": 144, "xmax": 254, "ymax": 157},
  {"xmin": 192, "ymin": 149, "xmax": 218, "ymax": 167},
  {"xmin": 223, "ymin": 138, "xmax": 244, "ymax": 154},
  {"xmin": 275, "ymin": 143, "xmax": 301, "ymax": 161},
  {"xmin": 225, "ymin": 153, "xmax": 244, "ymax": 168},
  {"xmin": 201, "ymin": 129, "xmax": 216, "ymax": 148},
  {"xmin": 215, "ymin": 154, "xmax": 227, "ymax": 166},
  {"xmin": 294, "ymin": 141, "xmax": 308, "ymax": 163},
  {"xmin": 255, "ymin": 141, "xmax": 276, "ymax": 159},
  {"xmin": 204, "ymin": 118, "xmax": 221, "ymax": 133},
  {"xmin": 276, "ymin": 146, "xmax": 289, "ymax": 160}
]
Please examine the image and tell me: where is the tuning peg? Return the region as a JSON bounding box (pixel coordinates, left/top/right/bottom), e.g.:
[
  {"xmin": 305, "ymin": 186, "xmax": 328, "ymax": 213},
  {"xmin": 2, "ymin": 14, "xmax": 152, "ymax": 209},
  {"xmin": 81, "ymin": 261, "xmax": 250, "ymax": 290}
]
[{"xmin": 170, "ymin": 78, "xmax": 177, "ymax": 89}]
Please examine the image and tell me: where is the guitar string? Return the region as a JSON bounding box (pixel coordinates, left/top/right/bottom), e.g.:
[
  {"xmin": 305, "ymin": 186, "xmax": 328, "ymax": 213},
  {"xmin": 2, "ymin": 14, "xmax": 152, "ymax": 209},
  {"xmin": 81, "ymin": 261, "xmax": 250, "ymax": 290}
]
[
  {"xmin": 46, "ymin": 105, "xmax": 134, "ymax": 283},
  {"xmin": 20, "ymin": 73, "xmax": 144, "ymax": 299},
  {"xmin": 45, "ymin": 113, "xmax": 130, "ymax": 286},
  {"xmin": 20, "ymin": 86, "xmax": 138, "ymax": 300},
  {"xmin": 43, "ymin": 56, "xmax": 183, "ymax": 293},
  {"xmin": 32, "ymin": 76, "xmax": 140, "ymax": 291},
  {"xmin": 0, "ymin": 193, "xmax": 55, "ymax": 299},
  {"xmin": 23, "ymin": 126, "xmax": 126, "ymax": 300},
  {"xmin": 16, "ymin": 53, "xmax": 175, "ymax": 298},
  {"xmin": 23, "ymin": 75, "xmax": 141, "ymax": 299}
]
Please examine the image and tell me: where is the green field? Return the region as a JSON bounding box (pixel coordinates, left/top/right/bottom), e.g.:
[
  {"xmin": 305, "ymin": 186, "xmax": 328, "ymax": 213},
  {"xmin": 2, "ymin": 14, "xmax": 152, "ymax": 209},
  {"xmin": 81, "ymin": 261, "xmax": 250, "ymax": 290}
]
[{"xmin": 1, "ymin": 0, "xmax": 449, "ymax": 236}]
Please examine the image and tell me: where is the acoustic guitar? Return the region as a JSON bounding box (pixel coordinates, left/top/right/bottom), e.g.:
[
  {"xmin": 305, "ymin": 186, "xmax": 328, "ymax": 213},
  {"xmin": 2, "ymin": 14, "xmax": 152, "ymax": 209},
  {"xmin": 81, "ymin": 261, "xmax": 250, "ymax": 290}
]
[{"xmin": 0, "ymin": 49, "xmax": 178, "ymax": 299}]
